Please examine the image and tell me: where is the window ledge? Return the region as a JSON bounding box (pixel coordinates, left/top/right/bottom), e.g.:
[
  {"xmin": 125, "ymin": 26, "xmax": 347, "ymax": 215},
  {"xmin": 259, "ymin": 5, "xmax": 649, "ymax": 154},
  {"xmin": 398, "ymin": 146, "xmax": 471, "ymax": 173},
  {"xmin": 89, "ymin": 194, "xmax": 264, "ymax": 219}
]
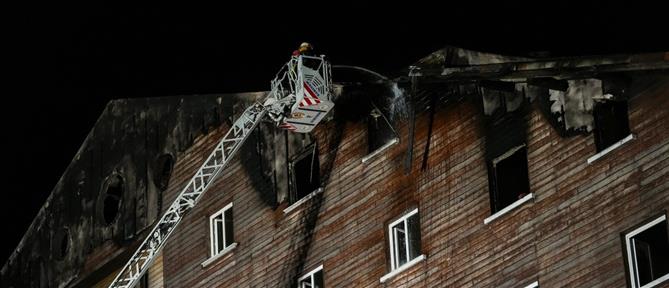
[
  {"xmin": 362, "ymin": 138, "xmax": 399, "ymax": 164},
  {"xmin": 379, "ymin": 254, "xmax": 426, "ymax": 283},
  {"xmin": 523, "ymin": 281, "xmax": 539, "ymax": 288},
  {"xmin": 201, "ymin": 242, "xmax": 237, "ymax": 267},
  {"xmin": 640, "ymin": 274, "xmax": 669, "ymax": 288},
  {"xmin": 283, "ymin": 188, "xmax": 323, "ymax": 214},
  {"xmin": 484, "ymin": 193, "xmax": 534, "ymax": 225},
  {"xmin": 587, "ymin": 134, "xmax": 635, "ymax": 164}
]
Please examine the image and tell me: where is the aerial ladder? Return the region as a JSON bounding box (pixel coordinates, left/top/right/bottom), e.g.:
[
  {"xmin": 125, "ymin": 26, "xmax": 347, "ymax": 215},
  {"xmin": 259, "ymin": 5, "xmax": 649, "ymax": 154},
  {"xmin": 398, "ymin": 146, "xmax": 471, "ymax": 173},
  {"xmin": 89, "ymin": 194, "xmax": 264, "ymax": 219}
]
[{"xmin": 108, "ymin": 54, "xmax": 334, "ymax": 288}]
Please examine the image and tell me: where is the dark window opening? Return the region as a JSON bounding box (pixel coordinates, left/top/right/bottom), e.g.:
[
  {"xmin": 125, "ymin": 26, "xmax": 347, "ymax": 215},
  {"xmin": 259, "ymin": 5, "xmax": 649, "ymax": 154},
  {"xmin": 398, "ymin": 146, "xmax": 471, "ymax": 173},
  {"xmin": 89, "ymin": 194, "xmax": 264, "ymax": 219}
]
[
  {"xmin": 53, "ymin": 228, "xmax": 70, "ymax": 260},
  {"xmin": 137, "ymin": 273, "xmax": 148, "ymax": 288},
  {"xmin": 224, "ymin": 207, "xmax": 234, "ymax": 248},
  {"xmin": 593, "ymin": 100, "xmax": 630, "ymax": 152},
  {"xmin": 215, "ymin": 215, "xmax": 224, "ymax": 251},
  {"xmin": 488, "ymin": 146, "xmax": 530, "ymax": 214},
  {"xmin": 154, "ymin": 154, "xmax": 174, "ymax": 191},
  {"xmin": 367, "ymin": 105, "xmax": 396, "ymax": 154},
  {"xmin": 480, "ymin": 80, "xmax": 521, "ymax": 116},
  {"xmin": 312, "ymin": 269, "xmax": 324, "ymax": 287},
  {"xmin": 102, "ymin": 175, "xmax": 124, "ymax": 225},
  {"xmin": 290, "ymin": 145, "xmax": 320, "ymax": 204},
  {"xmin": 625, "ymin": 216, "xmax": 669, "ymax": 287}
]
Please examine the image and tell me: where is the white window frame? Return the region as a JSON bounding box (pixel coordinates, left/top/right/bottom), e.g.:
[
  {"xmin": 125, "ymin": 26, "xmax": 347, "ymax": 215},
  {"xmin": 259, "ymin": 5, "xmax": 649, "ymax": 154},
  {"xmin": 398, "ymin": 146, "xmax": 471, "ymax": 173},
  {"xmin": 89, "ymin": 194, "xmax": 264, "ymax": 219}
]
[
  {"xmin": 362, "ymin": 137, "xmax": 399, "ymax": 163},
  {"xmin": 288, "ymin": 144, "xmax": 321, "ymax": 206},
  {"xmin": 381, "ymin": 207, "xmax": 425, "ymax": 283},
  {"xmin": 624, "ymin": 214, "xmax": 669, "ymax": 288},
  {"xmin": 283, "ymin": 187, "xmax": 324, "ymax": 214},
  {"xmin": 209, "ymin": 202, "xmax": 234, "ymax": 258},
  {"xmin": 587, "ymin": 133, "xmax": 635, "ymax": 164},
  {"xmin": 484, "ymin": 144, "xmax": 533, "ymax": 224},
  {"xmin": 388, "ymin": 208, "xmax": 420, "ymax": 271},
  {"xmin": 484, "ymin": 193, "xmax": 534, "ymax": 225},
  {"xmin": 297, "ymin": 264, "xmax": 323, "ymax": 288},
  {"xmin": 388, "ymin": 208, "xmax": 418, "ymax": 271},
  {"xmin": 362, "ymin": 101, "xmax": 399, "ymax": 164}
]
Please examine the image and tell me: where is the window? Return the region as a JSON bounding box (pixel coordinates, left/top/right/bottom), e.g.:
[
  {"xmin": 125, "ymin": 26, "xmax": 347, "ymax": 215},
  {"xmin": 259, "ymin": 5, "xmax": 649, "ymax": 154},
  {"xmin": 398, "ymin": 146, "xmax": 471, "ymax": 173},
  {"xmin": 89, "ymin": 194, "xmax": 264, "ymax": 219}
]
[
  {"xmin": 297, "ymin": 265, "xmax": 324, "ymax": 288},
  {"xmin": 154, "ymin": 154, "xmax": 174, "ymax": 191},
  {"xmin": 102, "ymin": 175, "xmax": 124, "ymax": 225},
  {"xmin": 368, "ymin": 106, "xmax": 396, "ymax": 153},
  {"xmin": 593, "ymin": 100, "xmax": 630, "ymax": 152},
  {"xmin": 210, "ymin": 203, "xmax": 234, "ymax": 257},
  {"xmin": 289, "ymin": 145, "xmax": 320, "ymax": 204},
  {"xmin": 388, "ymin": 208, "xmax": 422, "ymax": 271},
  {"xmin": 138, "ymin": 273, "xmax": 148, "ymax": 288},
  {"xmin": 487, "ymin": 145, "xmax": 530, "ymax": 214},
  {"xmin": 363, "ymin": 104, "xmax": 398, "ymax": 163},
  {"xmin": 54, "ymin": 227, "xmax": 70, "ymax": 260},
  {"xmin": 623, "ymin": 214, "xmax": 669, "ymax": 288}
]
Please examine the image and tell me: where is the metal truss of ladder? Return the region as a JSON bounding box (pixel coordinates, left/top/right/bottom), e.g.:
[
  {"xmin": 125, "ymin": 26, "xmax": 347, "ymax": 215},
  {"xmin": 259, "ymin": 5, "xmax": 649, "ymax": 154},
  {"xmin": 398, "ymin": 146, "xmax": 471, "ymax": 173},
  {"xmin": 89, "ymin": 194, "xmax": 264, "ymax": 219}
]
[{"xmin": 108, "ymin": 103, "xmax": 267, "ymax": 288}]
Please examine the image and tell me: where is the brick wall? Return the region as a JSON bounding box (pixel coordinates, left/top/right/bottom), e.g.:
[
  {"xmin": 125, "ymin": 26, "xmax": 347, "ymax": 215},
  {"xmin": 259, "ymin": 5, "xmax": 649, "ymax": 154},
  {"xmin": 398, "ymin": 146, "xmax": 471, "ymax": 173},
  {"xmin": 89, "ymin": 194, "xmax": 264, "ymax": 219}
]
[{"xmin": 157, "ymin": 78, "xmax": 668, "ymax": 287}]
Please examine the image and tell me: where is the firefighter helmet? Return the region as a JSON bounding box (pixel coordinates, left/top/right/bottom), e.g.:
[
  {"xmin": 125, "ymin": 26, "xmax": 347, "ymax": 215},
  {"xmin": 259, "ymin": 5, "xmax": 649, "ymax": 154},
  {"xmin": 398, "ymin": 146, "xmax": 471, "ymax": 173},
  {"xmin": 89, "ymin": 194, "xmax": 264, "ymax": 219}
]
[{"xmin": 298, "ymin": 42, "xmax": 313, "ymax": 53}]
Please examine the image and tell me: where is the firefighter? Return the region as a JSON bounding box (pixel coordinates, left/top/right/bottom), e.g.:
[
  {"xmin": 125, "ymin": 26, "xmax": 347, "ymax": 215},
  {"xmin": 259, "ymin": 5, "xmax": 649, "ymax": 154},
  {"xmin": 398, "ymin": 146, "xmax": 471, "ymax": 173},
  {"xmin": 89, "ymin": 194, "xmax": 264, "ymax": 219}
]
[
  {"xmin": 293, "ymin": 42, "xmax": 321, "ymax": 72},
  {"xmin": 290, "ymin": 42, "xmax": 314, "ymax": 77},
  {"xmin": 292, "ymin": 42, "xmax": 314, "ymax": 57}
]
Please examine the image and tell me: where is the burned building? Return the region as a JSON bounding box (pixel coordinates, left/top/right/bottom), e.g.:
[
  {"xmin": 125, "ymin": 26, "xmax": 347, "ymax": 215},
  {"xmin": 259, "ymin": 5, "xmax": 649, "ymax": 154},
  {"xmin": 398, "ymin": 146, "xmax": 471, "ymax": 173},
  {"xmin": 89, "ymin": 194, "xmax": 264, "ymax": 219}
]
[{"xmin": 2, "ymin": 47, "xmax": 668, "ymax": 288}]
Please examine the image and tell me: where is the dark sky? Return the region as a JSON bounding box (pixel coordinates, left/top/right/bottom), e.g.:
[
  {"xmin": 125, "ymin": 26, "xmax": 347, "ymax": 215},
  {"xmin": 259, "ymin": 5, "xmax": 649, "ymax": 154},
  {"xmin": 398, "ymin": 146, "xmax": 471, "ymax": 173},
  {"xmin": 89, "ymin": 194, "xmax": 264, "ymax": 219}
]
[{"xmin": 3, "ymin": 1, "xmax": 667, "ymax": 264}]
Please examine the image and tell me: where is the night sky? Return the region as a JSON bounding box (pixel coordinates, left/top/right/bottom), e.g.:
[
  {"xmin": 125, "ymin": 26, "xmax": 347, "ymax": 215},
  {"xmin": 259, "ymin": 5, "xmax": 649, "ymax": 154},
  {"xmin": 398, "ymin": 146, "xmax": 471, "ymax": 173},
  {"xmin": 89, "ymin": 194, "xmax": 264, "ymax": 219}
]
[{"xmin": 3, "ymin": 1, "xmax": 667, "ymax": 264}]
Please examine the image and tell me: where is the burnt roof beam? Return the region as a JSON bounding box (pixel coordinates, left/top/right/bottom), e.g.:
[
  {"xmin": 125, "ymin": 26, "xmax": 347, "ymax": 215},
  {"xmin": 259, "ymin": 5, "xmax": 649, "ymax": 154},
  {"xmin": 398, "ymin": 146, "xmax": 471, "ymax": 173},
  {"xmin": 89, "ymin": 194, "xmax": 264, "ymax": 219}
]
[{"xmin": 402, "ymin": 52, "xmax": 669, "ymax": 84}]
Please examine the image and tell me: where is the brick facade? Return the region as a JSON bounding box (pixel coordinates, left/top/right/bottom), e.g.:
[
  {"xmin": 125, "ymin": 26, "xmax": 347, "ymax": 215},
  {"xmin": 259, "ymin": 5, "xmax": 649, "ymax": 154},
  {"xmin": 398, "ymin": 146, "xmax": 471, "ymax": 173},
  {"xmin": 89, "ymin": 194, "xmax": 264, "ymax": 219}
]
[
  {"xmin": 155, "ymin": 77, "xmax": 668, "ymax": 287},
  {"xmin": 2, "ymin": 49, "xmax": 667, "ymax": 288}
]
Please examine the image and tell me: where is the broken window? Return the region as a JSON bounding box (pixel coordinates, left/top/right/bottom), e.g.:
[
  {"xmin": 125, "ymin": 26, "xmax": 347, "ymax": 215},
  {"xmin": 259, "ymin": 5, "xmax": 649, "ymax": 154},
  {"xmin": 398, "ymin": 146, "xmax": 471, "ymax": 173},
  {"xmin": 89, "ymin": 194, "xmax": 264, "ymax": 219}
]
[
  {"xmin": 368, "ymin": 106, "xmax": 395, "ymax": 152},
  {"xmin": 297, "ymin": 265, "xmax": 324, "ymax": 288},
  {"xmin": 289, "ymin": 145, "xmax": 320, "ymax": 204},
  {"xmin": 593, "ymin": 100, "xmax": 630, "ymax": 152},
  {"xmin": 623, "ymin": 214, "xmax": 669, "ymax": 288},
  {"xmin": 209, "ymin": 203, "xmax": 234, "ymax": 257},
  {"xmin": 480, "ymin": 80, "xmax": 523, "ymax": 116},
  {"xmin": 102, "ymin": 175, "xmax": 124, "ymax": 225},
  {"xmin": 487, "ymin": 145, "xmax": 530, "ymax": 214},
  {"xmin": 366, "ymin": 101, "xmax": 397, "ymax": 158},
  {"xmin": 154, "ymin": 154, "xmax": 174, "ymax": 191},
  {"xmin": 388, "ymin": 208, "xmax": 422, "ymax": 271}
]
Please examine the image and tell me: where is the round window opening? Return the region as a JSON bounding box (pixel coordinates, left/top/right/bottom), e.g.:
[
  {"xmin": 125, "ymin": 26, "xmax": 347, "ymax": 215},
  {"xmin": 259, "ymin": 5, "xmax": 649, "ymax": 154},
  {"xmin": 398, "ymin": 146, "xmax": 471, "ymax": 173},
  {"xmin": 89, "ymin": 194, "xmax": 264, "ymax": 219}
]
[
  {"xmin": 54, "ymin": 228, "xmax": 69, "ymax": 260},
  {"xmin": 102, "ymin": 175, "xmax": 124, "ymax": 225}
]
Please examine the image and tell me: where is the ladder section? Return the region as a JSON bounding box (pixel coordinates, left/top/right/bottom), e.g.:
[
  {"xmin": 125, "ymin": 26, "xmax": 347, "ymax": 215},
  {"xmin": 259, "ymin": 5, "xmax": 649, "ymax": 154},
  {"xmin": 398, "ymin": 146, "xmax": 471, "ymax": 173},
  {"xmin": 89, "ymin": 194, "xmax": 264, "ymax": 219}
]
[{"xmin": 108, "ymin": 103, "xmax": 267, "ymax": 288}]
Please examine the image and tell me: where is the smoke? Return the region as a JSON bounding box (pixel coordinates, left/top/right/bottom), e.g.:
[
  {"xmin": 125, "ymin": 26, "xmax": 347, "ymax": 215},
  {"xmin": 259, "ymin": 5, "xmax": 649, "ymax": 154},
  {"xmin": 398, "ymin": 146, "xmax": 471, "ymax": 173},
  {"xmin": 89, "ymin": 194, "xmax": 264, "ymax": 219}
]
[{"xmin": 388, "ymin": 82, "xmax": 410, "ymax": 121}]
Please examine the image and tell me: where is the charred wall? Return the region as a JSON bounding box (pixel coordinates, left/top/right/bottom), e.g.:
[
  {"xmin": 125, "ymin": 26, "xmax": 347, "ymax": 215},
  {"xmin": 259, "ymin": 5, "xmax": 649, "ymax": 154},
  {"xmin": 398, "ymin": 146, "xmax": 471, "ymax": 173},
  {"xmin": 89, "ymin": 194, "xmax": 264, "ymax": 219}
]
[{"xmin": 0, "ymin": 93, "xmax": 262, "ymax": 288}]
